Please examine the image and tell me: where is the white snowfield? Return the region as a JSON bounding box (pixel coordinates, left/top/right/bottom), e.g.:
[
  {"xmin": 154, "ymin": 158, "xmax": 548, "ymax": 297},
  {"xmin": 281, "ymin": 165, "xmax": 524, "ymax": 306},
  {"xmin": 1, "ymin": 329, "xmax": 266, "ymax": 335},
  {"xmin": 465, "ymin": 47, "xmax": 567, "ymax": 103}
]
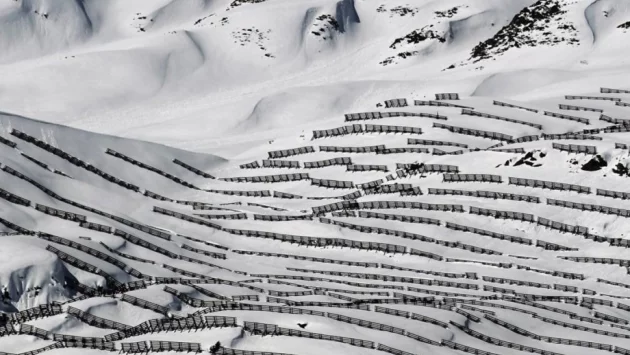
[{"xmin": 2, "ymin": 0, "xmax": 630, "ymax": 355}]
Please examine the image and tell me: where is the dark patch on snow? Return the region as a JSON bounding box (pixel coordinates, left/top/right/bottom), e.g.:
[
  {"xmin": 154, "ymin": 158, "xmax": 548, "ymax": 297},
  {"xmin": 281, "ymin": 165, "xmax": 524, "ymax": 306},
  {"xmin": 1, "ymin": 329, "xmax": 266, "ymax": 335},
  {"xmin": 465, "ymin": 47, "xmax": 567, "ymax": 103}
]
[
  {"xmin": 612, "ymin": 163, "xmax": 629, "ymax": 177},
  {"xmin": 435, "ymin": 6, "xmax": 464, "ymax": 18},
  {"xmin": 469, "ymin": 0, "xmax": 579, "ymax": 62},
  {"xmin": 380, "ymin": 26, "xmax": 445, "ymax": 66},
  {"xmin": 310, "ymin": 14, "xmax": 339, "ymax": 41},
  {"xmin": 581, "ymin": 155, "xmax": 607, "ymax": 171},
  {"xmin": 377, "ymin": 5, "xmax": 419, "ymax": 17}
]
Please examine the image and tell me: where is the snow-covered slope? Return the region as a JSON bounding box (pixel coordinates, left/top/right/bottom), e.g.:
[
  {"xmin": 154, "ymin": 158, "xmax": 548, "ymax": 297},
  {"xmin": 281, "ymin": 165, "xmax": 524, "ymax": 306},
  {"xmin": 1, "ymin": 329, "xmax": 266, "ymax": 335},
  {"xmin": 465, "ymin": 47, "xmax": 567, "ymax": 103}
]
[{"xmin": 2, "ymin": 0, "xmax": 630, "ymax": 354}]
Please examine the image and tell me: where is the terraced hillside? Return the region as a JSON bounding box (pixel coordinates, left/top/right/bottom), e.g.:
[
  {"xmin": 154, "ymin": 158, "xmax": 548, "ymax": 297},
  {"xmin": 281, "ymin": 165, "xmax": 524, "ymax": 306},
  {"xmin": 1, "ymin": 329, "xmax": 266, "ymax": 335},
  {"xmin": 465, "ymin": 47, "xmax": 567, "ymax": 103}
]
[{"xmin": 2, "ymin": 87, "xmax": 630, "ymax": 355}]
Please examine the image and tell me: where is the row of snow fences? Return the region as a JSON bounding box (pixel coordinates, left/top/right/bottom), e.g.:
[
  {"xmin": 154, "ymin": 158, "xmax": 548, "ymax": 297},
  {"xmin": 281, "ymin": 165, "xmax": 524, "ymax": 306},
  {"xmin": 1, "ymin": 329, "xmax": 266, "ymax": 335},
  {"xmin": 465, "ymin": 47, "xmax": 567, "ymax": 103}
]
[
  {"xmin": 234, "ymin": 249, "xmax": 379, "ymax": 267},
  {"xmin": 303, "ymin": 157, "xmax": 351, "ymax": 168},
  {"xmin": 327, "ymin": 313, "xmax": 442, "ymax": 346},
  {"xmin": 115, "ymin": 229, "xmax": 178, "ymax": 259},
  {"xmin": 542, "ymin": 133, "xmax": 602, "ymax": 140},
  {"xmin": 196, "ymin": 213, "xmax": 248, "ymax": 220},
  {"xmin": 441, "ymin": 340, "xmax": 501, "ymax": 355},
  {"xmin": 273, "ymin": 191, "xmax": 303, "ymax": 199},
  {"xmin": 357, "ymin": 179, "xmax": 383, "ymax": 190},
  {"xmin": 148, "ymin": 341, "xmax": 202, "ymax": 352},
  {"xmin": 262, "ymin": 159, "xmax": 300, "ymax": 169},
  {"xmin": 220, "ymin": 173, "xmax": 310, "ymax": 183},
  {"xmin": 331, "ymin": 210, "xmax": 356, "ymax": 217},
  {"xmin": 364, "ymin": 124, "xmax": 422, "ymax": 135},
  {"xmin": 312, "ymin": 200, "xmax": 465, "ymax": 214},
  {"xmin": 267, "ymin": 146, "xmax": 314, "ymax": 159},
  {"xmin": 433, "ymin": 122, "xmax": 513, "ymax": 141},
  {"xmin": 580, "ymin": 125, "xmax": 630, "ymax": 135},
  {"xmin": 268, "ymin": 290, "xmax": 313, "ymax": 297},
  {"xmin": 408, "ymin": 138, "xmax": 468, "ymax": 147},
  {"xmin": 492, "ymin": 100, "xmax": 539, "ymax": 113},
  {"xmin": 443, "ymin": 173, "xmax": 502, "ymax": 183},
  {"xmin": 121, "ymin": 294, "xmax": 170, "ymax": 315},
  {"xmin": 79, "ymin": 221, "xmax": 112, "ymax": 234},
  {"xmin": 215, "ymin": 348, "xmax": 298, "ymax": 355},
  {"xmin": 384, "ymin": 98, "xmax": 408, "ymax": 108},
  {"xmin": 374, "ymin": 306, "xmax": 447, "ymax": 328},
  {"xmin": 344, "ymin": 111, "xmax": 447, "ymax": 122},
  {"xmin": 482, "ymin": 276, "xmax": 551, "ymax": 289},
  {"xmin": 5, "ymin": 303, "xmax": 62, "ymax": 324},
  {"xmin": 346, "ymin": 164, "xmax": 388, "ymax": 172},
  {"xmin": 105, "ymin": 148, "xmax": 197, "ymax": 189},
  {"xmin": 537, "ymin": 218, "xmax": 589, "ymax": 236},
  {"xmin": 433, "ymin": 148, "xmax": 465, "ymax": 156},
  {"xmin": 287, "ymin": 266, "xmax": 476, "ymax": 288},
  {"xmin": 311, "ymin": 178, "xmax": 354, "ymax": 189},
  {"xmin": 617, "ymin": 101, "xmax": 630, "ymax": 107},
  {"xmin": 543, "ymin": 111, "xmax": 590, "ymax": 124},
  {"xmin": 153, "ymin": 207, "xmax": 222, "ymax": 231},
  {"xmin": 617, "ymin": 143, "xmax": 629, "ymax": 149},
  {"xmin": 39, "ymin": 232, "xmax": 147, "ymax": 280},
  {"xmin": 0, "ymin": 135, "xmax": 17, "ymax": 148},
  {"xmin": 35, "ymin": 204, "xmax": 86, "ymax": 222},
  {"xmin": 206, "ymin": 189, "xmax": 271, "ymax": 197},
  {"xmin": 461, "ymin": 109, "xmax": 543, "ymax": 129},
  {"xmin": 602, "ymin": 87, "xmax": 630, "ymax": 94},
  {"xmin": 435, "ymin": 93, "xmax": 459, "ymax": 100},
  {"xmin": 357, "ymin": 211, "xmax": 439, "ymax": 225},
  {"xmin": 396, "ymin": 163, "xmax": 460, "ymax": 173},
  {"xmin": 566, "ymin": 95, "xmax": 622, "ymax": 102},
  {"xmin": 535, "ymin": 240, "xmax": 578, "ymax": 251},
  {"xmin": 225, "ymin": 225, "xmax": 410, "ymax": 254},
  {"xmin": 383, "ymin": 264, "xmax": 475, "ymax": 279},
  {"xmin": 559, "ymin": 256, "xmax": 630, "ymax": 267},
  {"xmin": 18, "ymin": 324, "xmax": 50, "ymax": 339},
  {"xmin": 10, "ymin": 129, "xmax": 142, "ymax": 193},
  {"xmin": 514, "ymin": 134, "xmax": 540, "ymax": 143},
  {"xmin": 20, "ymin": 152, "xmax": 52, "ymax": 171},
  {"xmin": 319, "ymin": 144, "xmax": 385, "ymax": 153},
  {"xmin": 45, "ymin": 245, "xmax": 125, "ymax": 290},
  {"xmin": 0, "ymin": 188, "xmax": 31, "ymax": 207},
  {"xmin": 240, "ymin": 161, "xmax": 260, "ymax": 169},
  {"xmin": 363, "ymin": 183, "xmax": 414, "ymax": 194},
  {"xmin": 2, "ymin": 164, "xmax": 170, "ymax": 240},
  {"xmin": 53, "ymin": 335, "xmax": 115, "ymax": 350},
  {"xmin": 600, "ymin": 113, "xmax": 630, "ymax": 125},
  {"xmin": 247, "ymin": 202, "xmax": 286, "ymax": 211},
  {"xmin": 547, "ymin": 198, "xmax": 630, "ymax": 218},
  {"xmin": 172, "ymin": 159, "xmax": 215, "ymax": 178},
  {"xmin": 312, "ymin": 124, "xmax": 363, "ymax": 138},
  {"xmin": 144, "ymin": 190, "xmax": 174, "ymax": 202},
  {"xmin": 594, "ymin": 311, "xmax": 628, "ymax": 324},
  {"xmin": 534, "ymin": 314, "xmax": 630, "ymax": 340},
  {"xmin": 243, "ymin": 321, "xmax": 376, "ymax": 349},
  {"xmin": 253, "ymin": 214, "xmax": 314, "ymax": 221},
  {"xmin": 377, "ymin": 147, "xmax": 430, "ymax": 154},
  {"xmin": 508, "ymin": 177, "xmax": 591, "ymax": 194},
  {"xmin": 489, "ymin": 147, "xmax": 526, "ymax": 153},
  {"xmin": 449, "ymin": 321, "xmax": 565, "ymax": 355},
  {"xmin": 469, "ymin": 206, "xmax": 535, "ymax": 222},
  {"xmin": 552, "ymin": 143, "xmax": 597, "ymax": 154},
  {"xmin": 485, "ymin": 314, "xmax": 626, "ymax": 352},
  {"xmin": 559, "ymin": 104, "xmax": 603, "ymax": 112},
  {"xmin": 414, "ymin": 100, "xmax": 473, "ymax": 109}
]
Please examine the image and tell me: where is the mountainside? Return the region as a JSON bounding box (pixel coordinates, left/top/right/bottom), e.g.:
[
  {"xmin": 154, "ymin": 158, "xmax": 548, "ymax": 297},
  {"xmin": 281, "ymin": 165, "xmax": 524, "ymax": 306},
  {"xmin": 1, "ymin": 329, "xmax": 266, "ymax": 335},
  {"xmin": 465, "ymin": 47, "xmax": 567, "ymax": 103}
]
[
  {"xmin": 2, "ymin": 1, "xmax": 630, "ymax": 355},
  {"xmin": 0, "ymin": 0, "xmax": 628, "ymax": 150}
]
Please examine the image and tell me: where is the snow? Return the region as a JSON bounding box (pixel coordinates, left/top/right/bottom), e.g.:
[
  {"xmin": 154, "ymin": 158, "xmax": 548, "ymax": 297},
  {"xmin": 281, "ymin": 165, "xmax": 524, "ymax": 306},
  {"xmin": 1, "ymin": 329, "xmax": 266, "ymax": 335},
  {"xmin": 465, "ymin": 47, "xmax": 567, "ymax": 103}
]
[{"xmin": 2, "ymin": 0, "xmax": 630, "ymax": 354}]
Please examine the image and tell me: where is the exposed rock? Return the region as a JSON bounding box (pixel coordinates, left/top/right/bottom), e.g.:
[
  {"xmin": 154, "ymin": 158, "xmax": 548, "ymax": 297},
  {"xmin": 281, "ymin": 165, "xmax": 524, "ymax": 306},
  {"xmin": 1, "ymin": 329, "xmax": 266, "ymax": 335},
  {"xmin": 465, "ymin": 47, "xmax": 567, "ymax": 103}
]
[
  {"xmin": 469, "ymin": 0, "xmax": 579, "ymax": 62},
  {"xmin": 581, "ymin": 155, "xmax": 607, "ymax": 171}
]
